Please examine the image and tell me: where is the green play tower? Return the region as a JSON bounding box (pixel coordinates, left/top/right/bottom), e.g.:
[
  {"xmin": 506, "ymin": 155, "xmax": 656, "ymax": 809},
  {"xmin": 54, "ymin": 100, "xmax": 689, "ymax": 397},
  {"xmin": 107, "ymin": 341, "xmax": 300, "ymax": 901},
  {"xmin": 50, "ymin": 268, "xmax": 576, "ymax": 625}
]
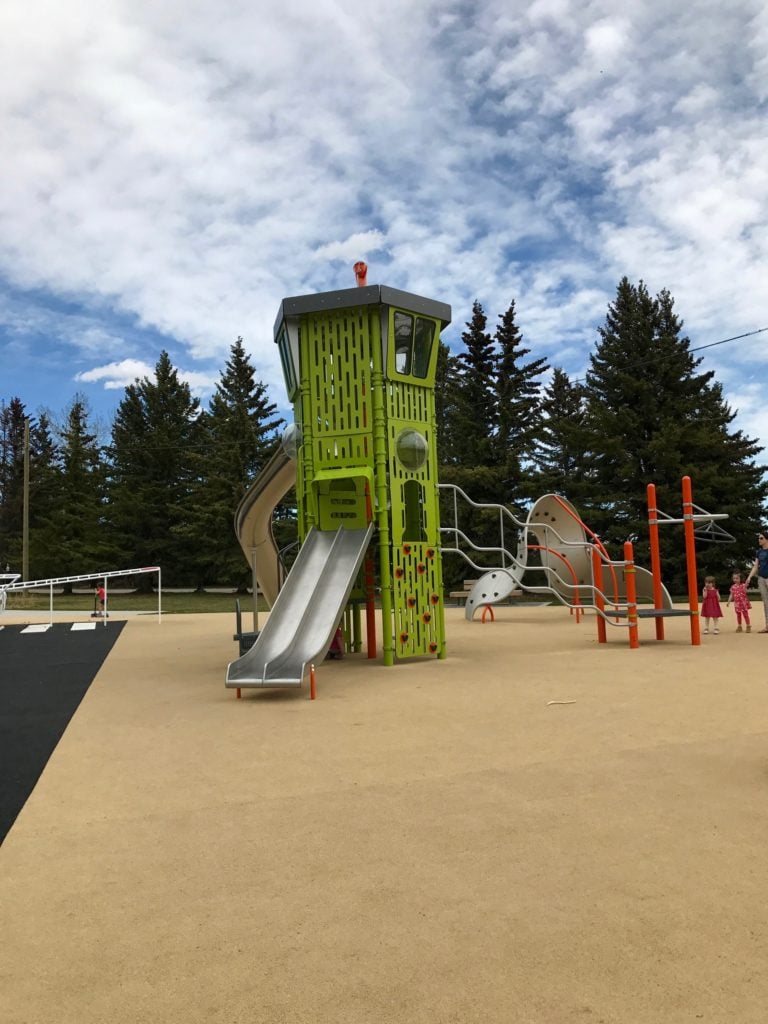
[{"xmin": 273, "ymin": 266, "xmax": 451, "ymax": 665}]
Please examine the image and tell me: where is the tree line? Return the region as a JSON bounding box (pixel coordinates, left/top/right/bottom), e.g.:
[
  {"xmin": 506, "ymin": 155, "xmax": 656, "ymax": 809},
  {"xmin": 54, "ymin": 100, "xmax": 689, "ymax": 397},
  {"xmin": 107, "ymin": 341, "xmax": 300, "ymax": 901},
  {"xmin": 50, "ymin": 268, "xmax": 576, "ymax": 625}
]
[
  {"xmin": 0, "ymin": 339, "xmax": 283, "ymax": 589},
  {"xmin": 435, "ymin": 277, "xmax": 766, "ymax": 591},
  {"xmin": 1, "ymin": 278, "xmax": 766, "ymax": 593}
]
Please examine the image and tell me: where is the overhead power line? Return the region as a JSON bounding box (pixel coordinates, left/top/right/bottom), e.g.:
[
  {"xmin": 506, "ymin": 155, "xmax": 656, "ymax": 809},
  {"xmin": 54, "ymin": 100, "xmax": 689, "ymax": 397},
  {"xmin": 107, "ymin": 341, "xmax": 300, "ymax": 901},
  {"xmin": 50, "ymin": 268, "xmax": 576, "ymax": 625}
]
[
  {"xmin": 689, "ymin": 326, "xmax": 768, "ymax": 353},
  {"xmin": 568, "ymin": 325, "xmax": 768, "ymax": 386}
]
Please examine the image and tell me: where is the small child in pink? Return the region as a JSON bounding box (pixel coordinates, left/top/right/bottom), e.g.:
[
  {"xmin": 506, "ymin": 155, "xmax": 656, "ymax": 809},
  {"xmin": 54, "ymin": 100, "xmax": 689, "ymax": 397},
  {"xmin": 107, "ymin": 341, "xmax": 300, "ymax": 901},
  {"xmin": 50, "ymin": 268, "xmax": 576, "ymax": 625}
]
[
  {"xmin": 701, "ymin": 576, "xmax": 723, "ymax": 634},
  {"xmin": 727, "ymin": 572, "xmax": 751, "ymax": 632}
]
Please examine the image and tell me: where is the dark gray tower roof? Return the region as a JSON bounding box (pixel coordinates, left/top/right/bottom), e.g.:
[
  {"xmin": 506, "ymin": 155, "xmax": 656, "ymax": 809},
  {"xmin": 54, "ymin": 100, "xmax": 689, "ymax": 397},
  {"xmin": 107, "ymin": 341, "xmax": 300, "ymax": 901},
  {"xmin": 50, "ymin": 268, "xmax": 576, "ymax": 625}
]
[{"xmin": 274, "ymin": 284, "xmax": 451, "ymax": 340}]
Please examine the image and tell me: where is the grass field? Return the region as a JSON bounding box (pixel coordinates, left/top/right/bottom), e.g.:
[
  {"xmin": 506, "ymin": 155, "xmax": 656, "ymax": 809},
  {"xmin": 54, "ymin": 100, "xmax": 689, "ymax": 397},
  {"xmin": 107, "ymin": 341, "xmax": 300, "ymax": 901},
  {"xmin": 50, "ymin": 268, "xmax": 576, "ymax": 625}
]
[{"xmin": 3, "ymin": 590, "xmax": 268, "ymax": 615}]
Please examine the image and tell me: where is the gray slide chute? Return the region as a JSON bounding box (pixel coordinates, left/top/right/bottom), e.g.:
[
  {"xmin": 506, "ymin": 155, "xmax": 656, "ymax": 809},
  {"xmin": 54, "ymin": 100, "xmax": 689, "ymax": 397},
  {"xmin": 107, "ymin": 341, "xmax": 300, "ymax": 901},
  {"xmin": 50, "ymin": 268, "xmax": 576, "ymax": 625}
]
[
  {"xmin": 234, "ymin": 444, "xmax": 297, "ymax": 609},
  {"xmin": 526, "ymin": 493, "xmax": 673, "ymax": 608},
  {"xmin": 226, "ymin": 524, "xmax": 373, "ymax": 689}
]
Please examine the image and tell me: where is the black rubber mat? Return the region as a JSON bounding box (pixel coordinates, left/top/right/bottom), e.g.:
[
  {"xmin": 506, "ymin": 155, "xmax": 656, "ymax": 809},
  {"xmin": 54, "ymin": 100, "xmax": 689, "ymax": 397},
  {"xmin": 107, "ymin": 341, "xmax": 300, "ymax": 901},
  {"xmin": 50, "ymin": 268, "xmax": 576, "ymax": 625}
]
[{"xmin": 0, "ymin": 621, "xmax": 125, "ymax": 843}]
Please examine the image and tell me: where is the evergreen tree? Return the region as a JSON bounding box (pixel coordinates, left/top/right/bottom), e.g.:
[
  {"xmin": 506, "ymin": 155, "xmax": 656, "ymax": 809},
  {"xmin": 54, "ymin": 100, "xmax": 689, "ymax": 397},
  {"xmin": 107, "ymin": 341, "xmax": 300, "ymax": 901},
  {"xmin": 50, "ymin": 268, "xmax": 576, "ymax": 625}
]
[
  {"xmin": 181, "ymin": 338, "xmax": 284, "ymax": 587},
  {"xmin": 434, "ymin": 339, "xmax": 462, "ymax": 464},
  {"xmin": 208, "ymin": 337, "xmax": 283, "ymax": 481},
  {"xmin": 532, "ymin": 368, "xmax": 594, "ymax": 504},
  {"xmin": 37, "ymin": 398, "xmax": 107, "ymax": 581},
  {"xmin": 493, "ymin": 299, "xmax": 549, "ymax": 497},
  {"xmin": 0, "ymin": 398, "xmax": 30, "ymax": 572},
  {"xmin": 0, "ymin": 401, "xmax": 65, "ymax": 578},
  {"xmin": 452, "ymin": 301, "xmax": 496, "ymax": 466},
  {"xmin": 584, "ymin": 278, "xmax": 767, "ymax": 588},
  {"xmin": 26, "ymin": 411, "xmax": 64, "ymax": 579},
  {"xmin": 106, "ymin": 352, "xmax": 202, "ymax": 586}
]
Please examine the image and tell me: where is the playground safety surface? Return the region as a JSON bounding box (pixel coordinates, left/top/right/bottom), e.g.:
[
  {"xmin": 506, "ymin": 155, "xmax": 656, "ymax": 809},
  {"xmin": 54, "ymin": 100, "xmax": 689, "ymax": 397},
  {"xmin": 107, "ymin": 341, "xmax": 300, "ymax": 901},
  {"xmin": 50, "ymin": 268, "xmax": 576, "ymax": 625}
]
[
  {"xmin": 0, "ymin": 621, "xmax": 125, "ymax": 842},
  {"xmin": 1, "ymin": 605, "xmax": 767, "ymax": 1023}
]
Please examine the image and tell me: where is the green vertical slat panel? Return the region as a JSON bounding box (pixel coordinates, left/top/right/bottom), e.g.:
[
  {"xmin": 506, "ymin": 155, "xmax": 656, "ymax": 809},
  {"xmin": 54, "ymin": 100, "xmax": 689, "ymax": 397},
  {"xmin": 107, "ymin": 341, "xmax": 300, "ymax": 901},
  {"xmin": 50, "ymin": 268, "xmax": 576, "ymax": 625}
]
[
  {"xmin": 303, "ymin": 308, "xmax": 373, "ymax": 472},
  {"xmin": 386, "ymin": 378, "xmax": 444, "ymax": 660}
]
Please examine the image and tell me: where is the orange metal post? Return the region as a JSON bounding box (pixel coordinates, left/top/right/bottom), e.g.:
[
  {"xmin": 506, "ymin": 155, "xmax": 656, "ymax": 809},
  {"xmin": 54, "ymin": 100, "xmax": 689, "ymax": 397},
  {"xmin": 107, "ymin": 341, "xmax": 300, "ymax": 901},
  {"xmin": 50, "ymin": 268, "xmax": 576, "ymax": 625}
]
[
  {"xmin": 646, "ymin": 483, "xmax": 665, "ymax": 640},
  {"xmin": 592, "ymin": 545, "xmax": 607, "ymax": 644},
  {"xmin": 681, "ymin": 476, "xmax": 701, "ymax": 646},
  {"xmin": 480, "ymin": 604, "xmax": 495, "ymax": 623},
  {"xmin": 310, "ymin": 664, "xmax": 317, "ymax": 700},
  {"xmin": 623, "ymin": 541, "xmax": 639, "ymax": 649}
]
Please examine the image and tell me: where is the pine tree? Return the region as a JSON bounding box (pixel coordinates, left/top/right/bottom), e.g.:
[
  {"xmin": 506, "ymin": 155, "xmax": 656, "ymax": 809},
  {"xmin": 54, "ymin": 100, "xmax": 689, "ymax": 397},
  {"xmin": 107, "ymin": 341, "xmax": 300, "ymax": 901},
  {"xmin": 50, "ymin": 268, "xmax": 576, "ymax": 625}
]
[
  {"xmin": 532, "ymin": 368, "xmax": 594, "ymax": 504},
  {"xmin": 434, "ymin": 340, "xmax": 462, "ymax": 464},
  {"xmin": 452, "ymin": 301, "xmax": 496, "ymax": 466},
  {"xmin": 0, "ymin": 398, "xmax": 29, "ymax": 572},
  {"xmin": 181, "ymin": 338, "xmax": 284, "ymax": 587},
  {"xmin": 493, "ymin": 299, "xmax": 549, "ymax": 497},
  {"xmin": 37, "ymin": 398, "xmax": 107, "ymax": 581},
  {"xmin": 106, "ymin": 352, "xmax": 202, "ymax": 586},
  {"xmin": 584, "ymin": 278, "xmax": 767, "ymax": 588},
  {"xmin": 27, "ymin": 411, "xmax": 64, "ymax": 579}
]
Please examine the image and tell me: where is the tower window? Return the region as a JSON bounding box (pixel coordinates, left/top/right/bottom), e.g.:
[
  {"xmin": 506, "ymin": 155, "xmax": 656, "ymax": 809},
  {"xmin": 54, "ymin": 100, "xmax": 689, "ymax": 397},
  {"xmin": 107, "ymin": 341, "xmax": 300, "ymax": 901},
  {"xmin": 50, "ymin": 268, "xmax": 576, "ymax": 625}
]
[
  {"xmin": 277, "ymin": 323, "xmax": 297, "ymax": 397},
  {"xmin": 392, "ymin": 311, "xmax": 436, "ymax": 379}
]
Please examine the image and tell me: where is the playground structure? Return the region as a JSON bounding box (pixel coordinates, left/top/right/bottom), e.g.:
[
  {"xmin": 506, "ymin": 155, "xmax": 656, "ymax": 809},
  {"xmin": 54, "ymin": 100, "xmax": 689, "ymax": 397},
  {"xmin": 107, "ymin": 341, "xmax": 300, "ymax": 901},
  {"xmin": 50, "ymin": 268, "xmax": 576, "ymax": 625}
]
[
  {"xmin": 0, "ymin": 567, "xmax": 163, "ymax": 626},
  {"xmin": 227, "ymin": 269, "xmax": 734, "ymax": 691},
  {"xmin": 226, "ymin": 266, "xmax": 451, "ymax": 691},
  {"xmin": 440, "ymin": 476, "xmax": 732, "ymax": 648}
]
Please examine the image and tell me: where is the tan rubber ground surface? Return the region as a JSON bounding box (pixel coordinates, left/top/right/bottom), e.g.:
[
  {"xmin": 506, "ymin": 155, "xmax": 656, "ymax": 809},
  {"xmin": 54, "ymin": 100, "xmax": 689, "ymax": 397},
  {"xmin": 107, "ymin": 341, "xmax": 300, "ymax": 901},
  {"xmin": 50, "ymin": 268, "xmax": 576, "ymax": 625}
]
[{"xmin": 2, "ymin": 605, "xmax": 767, "ymax": 1023}]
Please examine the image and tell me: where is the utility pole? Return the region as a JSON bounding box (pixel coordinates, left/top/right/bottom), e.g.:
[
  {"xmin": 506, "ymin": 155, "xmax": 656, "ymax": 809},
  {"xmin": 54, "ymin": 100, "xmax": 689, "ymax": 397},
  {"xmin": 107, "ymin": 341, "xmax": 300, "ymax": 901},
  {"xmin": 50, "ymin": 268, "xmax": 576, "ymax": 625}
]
[{"xmin": 22, "ymin": 417, "xmax": 29, "ymax": 581}]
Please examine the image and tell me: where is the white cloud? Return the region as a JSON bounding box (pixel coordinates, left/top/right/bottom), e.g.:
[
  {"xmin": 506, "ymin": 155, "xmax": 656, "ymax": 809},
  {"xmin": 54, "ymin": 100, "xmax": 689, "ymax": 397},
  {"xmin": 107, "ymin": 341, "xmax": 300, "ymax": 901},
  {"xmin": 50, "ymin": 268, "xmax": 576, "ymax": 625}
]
[
  {"xmin": 0, "ymin": 0, "xmax": 766, "ymax": 459},
  {"xmin": 75, "ymin": 360, "xmax": 158, "ymax": 389},
  {"xmin": 76, "ymin": 358, "xmax": 217, "ymax": 397},
  {"xmin": 312, "ymin": 231, "xmax": 388, "ymax": 263},
  {"xmin": 584, "ymin": 19, "xmax": 630, "ymax": 69}
]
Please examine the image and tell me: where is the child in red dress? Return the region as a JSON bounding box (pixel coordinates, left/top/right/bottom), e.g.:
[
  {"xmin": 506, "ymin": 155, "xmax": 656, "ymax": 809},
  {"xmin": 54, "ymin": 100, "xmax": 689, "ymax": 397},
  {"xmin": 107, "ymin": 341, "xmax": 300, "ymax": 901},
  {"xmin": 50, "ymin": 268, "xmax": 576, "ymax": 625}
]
[
  {"xmin": 701, "ymin": 576, "xmax": 722, "ymax": 634},
  {"xmin": 726, "ymin": 572, "xmax": 751, "ymax": 632}
]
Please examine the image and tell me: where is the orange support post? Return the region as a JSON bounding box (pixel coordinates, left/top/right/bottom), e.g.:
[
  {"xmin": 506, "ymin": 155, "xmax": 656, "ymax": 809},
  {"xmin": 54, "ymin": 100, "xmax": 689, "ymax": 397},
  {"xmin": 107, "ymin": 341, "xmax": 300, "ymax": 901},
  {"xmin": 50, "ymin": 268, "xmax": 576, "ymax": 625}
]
[
  {"xmin": 480, "ymin": 604, "xmax": 495, "ymax": 623},
  {"xmin": 310, "ymin": 664, "xmax": 317, "ymax": 700},
  {"xmin": 646, "ymin": 483, "xmax": 665, "ymax": 640},
  {"xmin": 592, "ymin": 545, "xmax": 607, "ymax": 644},
  {"xmin": 623, "ymin": 541, "xmax": 639, "ymax": 649},
  {"xmin": 681, "ymin": 476, "xmax": 701, "ymax": 646}
]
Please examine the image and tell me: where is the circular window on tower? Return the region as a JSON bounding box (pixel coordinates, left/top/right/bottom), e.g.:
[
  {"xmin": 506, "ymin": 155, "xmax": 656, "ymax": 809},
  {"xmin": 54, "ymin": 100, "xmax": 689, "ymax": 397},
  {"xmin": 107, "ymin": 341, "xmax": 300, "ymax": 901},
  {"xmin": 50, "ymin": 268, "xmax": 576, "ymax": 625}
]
[
  {"xmin": 281, "ymin": 423, "xmax": 302, "ymax": 461},
  {"xmin": 395, "ymin": 429, "xmax": 428, "ymax": 471}
]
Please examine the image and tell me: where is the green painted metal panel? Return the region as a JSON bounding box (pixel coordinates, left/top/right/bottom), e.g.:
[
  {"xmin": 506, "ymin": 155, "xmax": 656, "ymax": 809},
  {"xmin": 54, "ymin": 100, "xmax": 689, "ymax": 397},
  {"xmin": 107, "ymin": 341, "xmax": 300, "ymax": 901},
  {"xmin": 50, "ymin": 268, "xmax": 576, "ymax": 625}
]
[{"xmin": 280, "ymin": 287, "xmax": 447, "ymax": 664}]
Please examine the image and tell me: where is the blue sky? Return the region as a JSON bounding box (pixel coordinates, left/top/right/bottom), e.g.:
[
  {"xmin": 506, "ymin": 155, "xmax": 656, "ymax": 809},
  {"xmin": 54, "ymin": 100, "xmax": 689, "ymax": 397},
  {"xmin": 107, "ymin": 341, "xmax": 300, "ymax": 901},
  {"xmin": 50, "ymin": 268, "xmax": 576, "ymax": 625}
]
[{"xmin": 1, "ymin": 0, "xmax": 767, "ymax": 460}]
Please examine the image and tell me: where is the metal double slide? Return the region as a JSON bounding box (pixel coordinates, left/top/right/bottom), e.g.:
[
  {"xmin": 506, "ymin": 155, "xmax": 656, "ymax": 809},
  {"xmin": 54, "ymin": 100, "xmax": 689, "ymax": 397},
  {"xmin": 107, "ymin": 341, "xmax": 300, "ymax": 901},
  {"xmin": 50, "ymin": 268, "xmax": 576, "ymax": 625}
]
[{"xmin": 225, "ymin": 524, "xmax": 373, "ymax": 689}]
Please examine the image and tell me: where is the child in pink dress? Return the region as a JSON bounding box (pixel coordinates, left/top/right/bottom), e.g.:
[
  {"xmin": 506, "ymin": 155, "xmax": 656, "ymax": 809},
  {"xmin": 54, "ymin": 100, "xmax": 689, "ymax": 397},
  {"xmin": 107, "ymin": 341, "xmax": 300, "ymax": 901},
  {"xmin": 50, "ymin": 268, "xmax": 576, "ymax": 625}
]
[
  {"xmin": 701, "ymin": 576, "xmax": 723, "ymax": 634},
  {"xmin": 726, "ymin": 572, "xmax": 751, "ymax": 632}
]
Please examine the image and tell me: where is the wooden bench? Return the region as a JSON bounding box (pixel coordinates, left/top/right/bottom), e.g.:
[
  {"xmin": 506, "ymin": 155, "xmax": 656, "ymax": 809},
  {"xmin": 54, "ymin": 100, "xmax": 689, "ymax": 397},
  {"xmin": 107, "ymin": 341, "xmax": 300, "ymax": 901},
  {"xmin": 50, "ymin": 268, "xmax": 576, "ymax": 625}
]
[
  {"xmin": 448, "ymin": 580, "xmax": 478, "ymax": 605},
  {"xmin": 448, "ymin": 579, "xmax": 523, "ymax": 606}
]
